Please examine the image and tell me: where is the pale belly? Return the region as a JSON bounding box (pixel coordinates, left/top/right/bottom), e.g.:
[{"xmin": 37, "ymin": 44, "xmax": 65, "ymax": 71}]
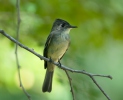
[{"xmin": 47, "ymin": 34, "xmax": 69, "ymax": 61}]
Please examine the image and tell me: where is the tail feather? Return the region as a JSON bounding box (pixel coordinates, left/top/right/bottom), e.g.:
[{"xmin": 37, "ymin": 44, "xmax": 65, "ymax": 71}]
[{"xmin": 42, "ymin": 70, "xmax": 54, "ymax": 92}]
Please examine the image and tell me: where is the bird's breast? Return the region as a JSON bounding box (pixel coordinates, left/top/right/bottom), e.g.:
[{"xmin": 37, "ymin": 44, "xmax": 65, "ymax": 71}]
[{"xmin": 48, "ymin": 33, "xmax": 70, "ymax": 61}]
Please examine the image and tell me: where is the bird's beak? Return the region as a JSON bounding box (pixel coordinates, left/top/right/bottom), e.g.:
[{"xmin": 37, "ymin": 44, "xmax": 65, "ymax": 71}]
[{"xmin": 69, "ymin": 25, "xmax": 77, "ymax": 28}]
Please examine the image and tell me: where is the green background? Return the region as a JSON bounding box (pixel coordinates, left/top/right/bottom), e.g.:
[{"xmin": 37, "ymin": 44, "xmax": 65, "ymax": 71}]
[{"xmin": 0, "ymin": 0, "xmax": 123, "ymax": 100}]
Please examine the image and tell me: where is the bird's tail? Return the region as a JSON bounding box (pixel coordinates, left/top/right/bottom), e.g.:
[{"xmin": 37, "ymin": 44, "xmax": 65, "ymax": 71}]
[{"xmin": 42, "ymin": 69, "xmax": 54, "ymax": 92}]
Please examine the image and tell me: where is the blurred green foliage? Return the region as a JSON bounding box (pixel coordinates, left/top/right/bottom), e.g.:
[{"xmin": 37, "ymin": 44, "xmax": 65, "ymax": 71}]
[{"xmin": 0, "ymin": 0, "xmax": 123, "ymax": 100}]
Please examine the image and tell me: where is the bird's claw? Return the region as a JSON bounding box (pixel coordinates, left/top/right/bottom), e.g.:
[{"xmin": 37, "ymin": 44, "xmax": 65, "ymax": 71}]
[
  {"xmin": 49, "ymin": 57, "xmax": 53, "ymax": 63},
  {"xmin": 58, "ymin": 59, "xmax": 62, "ymax": 67}
]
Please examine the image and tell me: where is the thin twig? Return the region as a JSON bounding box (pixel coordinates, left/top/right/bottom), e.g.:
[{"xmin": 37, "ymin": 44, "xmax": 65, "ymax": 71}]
[
  {"xmin": 15, "ymin": 0, "xmax": 31, "ymax": 99},
  {"xmin": 0, "ymin": 30, "xmax": 112, "ymax": 100},
  {"xmin": 58, "ymin": 66, "xmax": 111, "ymax": 100},
  {"xmin": 89, "ymin": 75, "xmax": 111, "ymax": 100},
  {"xmin": 64, "ymin": 70, "xmax": 75, "ymax": 100}
]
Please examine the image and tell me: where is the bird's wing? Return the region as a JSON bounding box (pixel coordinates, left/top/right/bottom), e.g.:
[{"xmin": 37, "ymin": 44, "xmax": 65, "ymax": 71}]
[{"xmin": 43, "ymin": 33, "xmax": 53, "ymax": 69}]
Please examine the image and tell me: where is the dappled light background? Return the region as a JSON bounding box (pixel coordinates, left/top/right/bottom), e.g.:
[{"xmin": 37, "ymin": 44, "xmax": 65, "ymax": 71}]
[{"xmin": 0, "ymin": 0, "xmax": 123, "ymax": 100}]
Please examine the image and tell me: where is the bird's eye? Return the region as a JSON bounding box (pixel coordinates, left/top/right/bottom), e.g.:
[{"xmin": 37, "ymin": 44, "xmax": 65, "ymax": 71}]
[{"xmin": 61, "ymin": 23, "xmax": 65, "ymax": 27}]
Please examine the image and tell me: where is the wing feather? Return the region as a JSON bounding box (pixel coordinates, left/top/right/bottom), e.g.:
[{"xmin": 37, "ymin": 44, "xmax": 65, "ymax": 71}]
[{"xmin": 43, "ymin": 34, "xmax": 53, "ymax": 69}]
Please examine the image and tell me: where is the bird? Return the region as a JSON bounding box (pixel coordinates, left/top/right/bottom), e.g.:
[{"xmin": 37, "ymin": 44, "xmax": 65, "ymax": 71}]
[{"xmin": 42, "ymin": 18, "xmax": 77, "ymax": 92}]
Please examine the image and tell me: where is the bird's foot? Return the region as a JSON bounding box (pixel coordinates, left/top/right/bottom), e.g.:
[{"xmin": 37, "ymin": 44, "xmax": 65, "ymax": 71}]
[
  {"xmin": 58, "ymin": 59, "xmax": 62, "ymax": 67},
  {"xmin": 49, "ymin": 57, "xmax": 53, "ymax": 63}
]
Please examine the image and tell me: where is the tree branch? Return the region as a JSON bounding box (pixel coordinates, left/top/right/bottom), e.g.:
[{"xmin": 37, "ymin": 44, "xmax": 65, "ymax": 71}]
[
  {"xmin": 15, "ymin": 0, "xmax": 31, "ymax": 100},
  {"xmin": 64, "ymin": 70, "xmax": 75, "ymax": 100},
  {"xmin": 0, "ymin": 30, "xmax": 112, "ymax": 100}
]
